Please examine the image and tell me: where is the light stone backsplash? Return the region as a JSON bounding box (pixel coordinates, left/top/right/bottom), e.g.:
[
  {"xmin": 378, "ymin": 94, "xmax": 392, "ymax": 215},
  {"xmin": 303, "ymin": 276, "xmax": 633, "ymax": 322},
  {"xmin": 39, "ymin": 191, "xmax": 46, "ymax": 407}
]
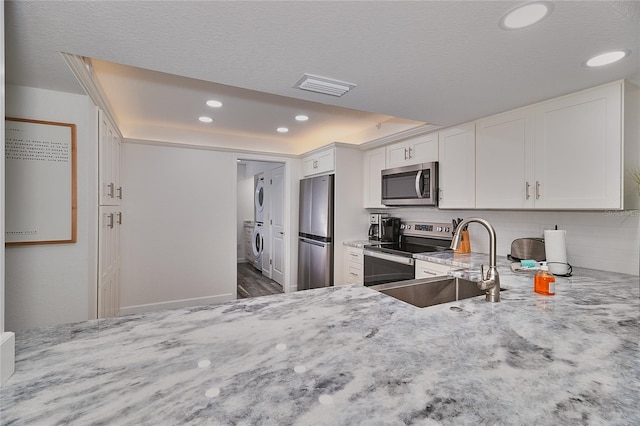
[{"xmin": 376, "ymin": 208, "xmax": 640, "ymax": 276}]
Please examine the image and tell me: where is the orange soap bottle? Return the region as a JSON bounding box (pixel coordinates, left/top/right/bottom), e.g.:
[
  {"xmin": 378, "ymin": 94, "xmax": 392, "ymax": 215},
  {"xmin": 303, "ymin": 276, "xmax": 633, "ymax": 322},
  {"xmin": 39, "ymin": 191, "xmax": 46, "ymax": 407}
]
[{"xmin": 534, "ymin": 263, "xmax": 555, "ymax": 296}]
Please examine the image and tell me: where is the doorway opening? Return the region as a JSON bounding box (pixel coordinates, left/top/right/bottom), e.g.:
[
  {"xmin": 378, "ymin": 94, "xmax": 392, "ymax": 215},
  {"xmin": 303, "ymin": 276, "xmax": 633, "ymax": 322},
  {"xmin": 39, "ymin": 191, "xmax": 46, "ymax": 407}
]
[{"xmin": 236, "ymin": 158, "xmax": 287, "ymax": 299}]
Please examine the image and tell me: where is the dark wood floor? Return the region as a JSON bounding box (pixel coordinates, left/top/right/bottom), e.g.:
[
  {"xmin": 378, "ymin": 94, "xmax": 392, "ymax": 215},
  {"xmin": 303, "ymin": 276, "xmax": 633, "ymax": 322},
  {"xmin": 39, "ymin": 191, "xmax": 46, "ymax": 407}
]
[{"xmin": 237, "ymin": 262, "xmax": 284, "ymax": 298}]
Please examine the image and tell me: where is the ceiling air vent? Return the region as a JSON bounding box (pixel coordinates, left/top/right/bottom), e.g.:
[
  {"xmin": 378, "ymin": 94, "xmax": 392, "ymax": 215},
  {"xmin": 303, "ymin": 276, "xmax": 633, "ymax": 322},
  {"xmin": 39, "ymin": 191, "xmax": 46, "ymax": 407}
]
[{"xmin": 293, "ymin": 74, "xmax": 356, "ymax": 97}]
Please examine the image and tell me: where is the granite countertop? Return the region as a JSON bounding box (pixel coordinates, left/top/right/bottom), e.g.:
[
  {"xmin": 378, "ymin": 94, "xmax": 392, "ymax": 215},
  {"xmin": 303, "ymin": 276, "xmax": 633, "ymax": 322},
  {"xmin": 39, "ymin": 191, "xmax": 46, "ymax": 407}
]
[{"xmin": 1, "ymin": 258, "xmax": 639, "ymax": 425}]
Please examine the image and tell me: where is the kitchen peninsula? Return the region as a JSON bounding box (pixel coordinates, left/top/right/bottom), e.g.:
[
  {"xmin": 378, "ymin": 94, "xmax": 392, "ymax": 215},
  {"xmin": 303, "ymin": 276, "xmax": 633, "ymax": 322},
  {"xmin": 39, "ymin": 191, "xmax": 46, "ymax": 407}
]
[{"xmin": 1, "ymin": 257, "xmax": 638, "ymax": 425}]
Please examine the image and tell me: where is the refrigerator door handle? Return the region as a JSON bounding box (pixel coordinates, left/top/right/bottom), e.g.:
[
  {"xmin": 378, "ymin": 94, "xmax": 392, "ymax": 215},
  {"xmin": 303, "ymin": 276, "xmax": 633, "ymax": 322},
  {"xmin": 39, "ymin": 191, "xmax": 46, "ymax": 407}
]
[{"xmin": 299, "ymin": 236, "xmax": 329, "ymax": 247}]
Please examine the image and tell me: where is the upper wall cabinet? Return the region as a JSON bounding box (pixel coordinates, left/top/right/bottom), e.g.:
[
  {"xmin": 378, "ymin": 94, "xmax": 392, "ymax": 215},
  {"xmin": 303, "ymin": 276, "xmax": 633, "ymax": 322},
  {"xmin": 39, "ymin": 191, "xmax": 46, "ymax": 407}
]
[
  {"xmin": 476, "ymin": 107, "xmax": 535, "ymax": 209},
  {"xmin": 473, "ymin": 80, "xmax": 636, "ymax": 210},
  {"xmin": 533, "ymin": 82, "xmax": 623, "ymax": 209},
  {"xmin": 303, "ymin": 147, "xmax": 335, "ymax": 177},
  {"xmin": 99, "ymin": 110, "xmax": 122, "ymax": 206},
  {"xmin": 438, "ymin": 122, "xmax": 475, "ymax": 209},
  {"xmin": 363, "ymin": 147, "xmax": 386, "ymax": 209},
  {"xmin": 386, "ymin": 133, "xmax": 438, "ymax": 169}
]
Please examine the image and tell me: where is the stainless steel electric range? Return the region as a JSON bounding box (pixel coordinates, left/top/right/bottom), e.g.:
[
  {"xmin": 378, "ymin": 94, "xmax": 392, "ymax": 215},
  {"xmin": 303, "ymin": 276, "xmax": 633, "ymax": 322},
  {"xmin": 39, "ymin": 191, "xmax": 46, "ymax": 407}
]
[{"xmin": 363, "ymin": 221, "xmax": 454, "ymax": 286}]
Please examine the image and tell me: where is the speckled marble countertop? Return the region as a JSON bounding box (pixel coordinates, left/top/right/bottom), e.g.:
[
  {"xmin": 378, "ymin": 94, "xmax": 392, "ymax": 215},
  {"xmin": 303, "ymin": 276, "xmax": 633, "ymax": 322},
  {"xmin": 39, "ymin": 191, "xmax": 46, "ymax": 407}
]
[{"xmin": 1, "ymin": 257, "xmax": 639, "ymax": 425}]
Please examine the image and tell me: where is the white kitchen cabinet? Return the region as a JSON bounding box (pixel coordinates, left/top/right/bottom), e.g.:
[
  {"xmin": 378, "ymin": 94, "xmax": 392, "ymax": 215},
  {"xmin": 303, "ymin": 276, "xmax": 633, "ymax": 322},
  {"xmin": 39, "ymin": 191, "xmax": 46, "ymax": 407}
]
[
  {"xmin": 343, "ymin": 246, "xmax": 363, "ymax": 285},
  {"xmin": 533, "ymin": 82, "xmax": 623, "ymax": 209},
  {"xmin": 415, "ymin": 260, "xmax": 456, "ymax": 279},
  {"xmin": 438, "ymin": 122, "xmax": 476, "ymax": 209},
  {"xmin": 303, "ymin": 147, "xmax": 335, "ymax": 176},
  {"xmin": 363, "ymin": 147, "xmax": 386, "ymax": 208},
  {"xmin": 385, "ymin": 133, "xmax": 438, "ymax": 169},
  {"xmin": 476, "ymin": 107, "xmax": 535, "ymax": 209},
  {"xmin": 98, "ymin": 110, "xmax": 122, "ymax": 206},
  {"xmin": 475, "ymin": 80, "xmax": 637, "ymax": 210},
  {"xmin": 98, "ymin": 205, "xmax": 121, "ymax": 318},
  {"xmin": 98, "ymin": 108, "xmax": 123, "ymax": 319}
]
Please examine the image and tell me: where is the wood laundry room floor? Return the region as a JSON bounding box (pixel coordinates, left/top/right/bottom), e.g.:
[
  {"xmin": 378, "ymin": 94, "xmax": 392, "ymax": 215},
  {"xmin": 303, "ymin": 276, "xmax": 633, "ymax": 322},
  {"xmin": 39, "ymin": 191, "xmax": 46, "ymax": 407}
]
[{"xmin": 237, "ymin": 263, "xmax": 283, "ymax": 298}]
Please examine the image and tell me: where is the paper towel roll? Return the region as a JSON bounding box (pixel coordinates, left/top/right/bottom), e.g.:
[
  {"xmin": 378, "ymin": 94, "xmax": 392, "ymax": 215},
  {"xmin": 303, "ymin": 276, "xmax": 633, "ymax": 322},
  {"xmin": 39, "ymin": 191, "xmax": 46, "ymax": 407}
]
[{"xmin": 544, "ymin": 230, "xmax": 569, "ymax": 275}]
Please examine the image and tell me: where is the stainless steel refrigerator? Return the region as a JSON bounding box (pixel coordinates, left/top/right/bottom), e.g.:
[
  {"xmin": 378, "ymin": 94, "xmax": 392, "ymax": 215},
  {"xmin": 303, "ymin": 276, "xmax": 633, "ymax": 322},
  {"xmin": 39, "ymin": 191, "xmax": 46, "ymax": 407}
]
[{"xmin": 298, "ymin": 174, "xmax": 334, "ymax": 290}]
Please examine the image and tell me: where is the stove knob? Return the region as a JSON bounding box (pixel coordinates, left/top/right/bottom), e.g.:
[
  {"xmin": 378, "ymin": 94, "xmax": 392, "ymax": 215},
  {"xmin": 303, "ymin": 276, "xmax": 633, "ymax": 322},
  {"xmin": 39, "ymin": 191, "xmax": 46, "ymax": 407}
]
[{"xmin": 436, "ymin": 226, "xmax": 442, "ymax": 232}]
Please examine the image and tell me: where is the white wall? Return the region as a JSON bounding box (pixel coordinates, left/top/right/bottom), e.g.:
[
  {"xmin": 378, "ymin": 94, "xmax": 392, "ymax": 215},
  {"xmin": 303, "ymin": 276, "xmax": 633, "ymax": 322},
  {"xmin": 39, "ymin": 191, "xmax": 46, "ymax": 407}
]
[
  {"xmin": 120, "ymin": 142, "xmax": 236, "ymax": 314},
  {"xmin": 375, "ymin": 207, "xmax": 640, "ymax": 276},
  {"xmin": 334, "ymin": 147, "xmax": 369, "ymax": 285},
  {"xmin": 5, "ymin": 85, "xmax": 97, "ymax": 331},
  {"xmin": 1, "ymin": 6, "xmax": 16, "ymax": 386}
]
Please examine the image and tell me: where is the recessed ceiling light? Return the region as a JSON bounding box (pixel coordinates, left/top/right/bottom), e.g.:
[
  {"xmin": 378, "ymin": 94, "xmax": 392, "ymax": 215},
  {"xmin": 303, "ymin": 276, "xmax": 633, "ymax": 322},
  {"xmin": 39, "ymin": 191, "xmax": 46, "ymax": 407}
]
[
  {"xmin": 206, "ymin": 100, "xmax": 223, "ymax": 108},
  {"xmin": 584, "ymin": 50, "xmax": 630, "ymax": 67},
  {"xmin": 499, "ymin": 1, "xmax": 554, "ymax": 30},
  {"xmin": 277, "ymin": 127, "xmax": 289, "ymax": 133},
  {"xmin": 295, "ymin": 115, "xmax": 309, "ymax": 122},
  {"xmin": 199, "ymin": 116, "xmax": 213, "ymax": 123}
]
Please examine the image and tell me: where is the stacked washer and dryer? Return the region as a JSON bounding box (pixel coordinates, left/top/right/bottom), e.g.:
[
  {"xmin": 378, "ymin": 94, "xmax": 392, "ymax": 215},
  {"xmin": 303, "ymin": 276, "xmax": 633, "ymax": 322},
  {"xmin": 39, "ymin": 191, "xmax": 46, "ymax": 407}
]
[{"xmin": 251, "ymin": 174, "xmax": 266, "ymax": 271}]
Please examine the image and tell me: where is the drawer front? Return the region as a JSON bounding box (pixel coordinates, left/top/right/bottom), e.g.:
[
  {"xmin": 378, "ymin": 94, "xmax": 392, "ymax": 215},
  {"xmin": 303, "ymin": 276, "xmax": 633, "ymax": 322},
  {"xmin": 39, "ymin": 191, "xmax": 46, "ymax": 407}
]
[
  {"xmin": 415, "ymin": 260, "xmax": 452, "ymax": 279},
  {"xmin": 345, "ymin": 246, "xmax": 364, "ymax": 264},
  {"xmin": 345, "ymin": 262, "xmax": 363, "ymax": 285}
]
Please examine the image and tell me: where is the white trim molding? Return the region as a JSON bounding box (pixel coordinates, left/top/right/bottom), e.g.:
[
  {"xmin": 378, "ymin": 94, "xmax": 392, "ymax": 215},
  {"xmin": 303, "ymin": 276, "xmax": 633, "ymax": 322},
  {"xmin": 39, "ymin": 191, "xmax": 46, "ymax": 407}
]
[{"xmin": 119, "ymin": 294, "xmax": 234, "ymax": 316}]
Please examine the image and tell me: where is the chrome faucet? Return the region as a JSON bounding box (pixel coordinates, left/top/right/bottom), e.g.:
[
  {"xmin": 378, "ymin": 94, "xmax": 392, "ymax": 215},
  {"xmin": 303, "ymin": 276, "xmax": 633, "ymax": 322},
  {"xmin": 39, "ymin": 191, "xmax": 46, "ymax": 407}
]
[{"xmin": 450, "ymin": 217, "xmax": 500, "ymax": 302}]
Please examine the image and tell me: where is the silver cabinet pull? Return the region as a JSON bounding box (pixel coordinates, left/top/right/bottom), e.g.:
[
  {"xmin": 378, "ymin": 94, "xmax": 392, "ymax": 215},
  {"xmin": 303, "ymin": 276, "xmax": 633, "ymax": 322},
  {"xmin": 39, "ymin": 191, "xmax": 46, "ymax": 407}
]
[
  {"xmin": 117, "ymin": 212, "xmax": 122, "ymax": 225},
  {"xmin": 408, "ymin": 147, "xmax": 413, "ymax": 159},
  {"xmin": 117, "ymin": 186, "xmax": 123, "ymax": 199},
  {"xmin": 525, "ymin": 181, "xmax": 531, "ymax": 199},
  {"xmin": 420, "ymin": 269, "xmax": 437, "ymax": 276},
  {"xmin": 536, "ymin": 181, "xmax": 541, "ymax": 199},
  {"xmin": 107, "ymin": 213, "xmax": 114, "ymax": 229},
  {"xmin": 108, "ymin": 183, "xmax": 115, "ymax": 198}
]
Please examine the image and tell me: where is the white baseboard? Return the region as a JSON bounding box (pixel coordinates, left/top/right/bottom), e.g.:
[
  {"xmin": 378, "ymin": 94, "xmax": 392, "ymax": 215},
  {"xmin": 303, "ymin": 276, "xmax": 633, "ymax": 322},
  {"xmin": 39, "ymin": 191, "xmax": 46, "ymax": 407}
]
[
  {"xmin": 119, "ymin": 293, "xmax": 234, "ymax": 316},
  {"xmin": 1, "ymin": 332, "xmax": 15, "ymax": 386}
]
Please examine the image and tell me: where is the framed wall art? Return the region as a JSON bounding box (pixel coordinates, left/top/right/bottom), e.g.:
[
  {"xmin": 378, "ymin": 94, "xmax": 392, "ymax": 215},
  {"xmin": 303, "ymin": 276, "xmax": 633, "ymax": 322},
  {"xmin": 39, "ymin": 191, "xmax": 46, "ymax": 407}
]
[{"xmin": 5, "ymin": 117, "xmax": 77, "ymax": 245}]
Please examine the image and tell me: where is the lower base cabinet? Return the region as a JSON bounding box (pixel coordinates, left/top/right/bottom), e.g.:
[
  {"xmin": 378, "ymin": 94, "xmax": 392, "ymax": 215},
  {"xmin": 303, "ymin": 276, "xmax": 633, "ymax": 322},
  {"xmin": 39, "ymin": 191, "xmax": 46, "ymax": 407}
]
[{"xmin": 343, "ymin": 246, "xmax": 364, "ymax": 285}]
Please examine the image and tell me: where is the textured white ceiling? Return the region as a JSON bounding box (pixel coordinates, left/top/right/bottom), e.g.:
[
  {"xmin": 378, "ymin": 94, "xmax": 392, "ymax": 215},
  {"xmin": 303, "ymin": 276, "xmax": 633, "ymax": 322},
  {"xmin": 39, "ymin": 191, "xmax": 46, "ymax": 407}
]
[{"xmin": 5, "ymin": 1, "xmax": 640, "ymax": 154}]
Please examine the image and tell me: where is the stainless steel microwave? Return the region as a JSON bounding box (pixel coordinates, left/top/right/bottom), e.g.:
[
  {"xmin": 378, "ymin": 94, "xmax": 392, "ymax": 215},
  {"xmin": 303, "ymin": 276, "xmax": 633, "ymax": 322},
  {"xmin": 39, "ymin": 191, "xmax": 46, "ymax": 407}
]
[{"xmin": 381, "ymin": 162, "xmax": 438, "ymax": 206}]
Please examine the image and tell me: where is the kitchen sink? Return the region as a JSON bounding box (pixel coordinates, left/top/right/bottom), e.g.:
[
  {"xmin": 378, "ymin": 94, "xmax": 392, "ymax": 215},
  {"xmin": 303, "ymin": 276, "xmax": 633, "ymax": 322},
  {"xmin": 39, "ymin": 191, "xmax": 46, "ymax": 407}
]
[{"xmin": 370, "ymin": 276, "xmax": 487, "ymax": 308}]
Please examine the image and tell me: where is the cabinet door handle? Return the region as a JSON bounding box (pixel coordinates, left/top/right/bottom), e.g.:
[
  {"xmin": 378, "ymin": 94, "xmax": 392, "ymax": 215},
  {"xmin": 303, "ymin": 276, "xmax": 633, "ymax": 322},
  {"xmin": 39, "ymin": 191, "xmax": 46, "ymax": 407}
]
[
  {"xmin": 403, "ymin": 148, "xmax": 408, "ymax": 160},
  {"xmin": 535, "ymin": 181, "xmax": 541, "ymax": 199},
  {"xmin": 108, "ymin": 183, "xmax": 115, "ymax": 198},
  {"xmin": 117, "ymin": 212, "xmax": 122, "ymax": 225},
  {"xmin": 525, "ymin": 181, "xmax": 531, "ymax": 200},
  {"xmin": 117, "ymin": 186, "xmax": 123, "ymax": 199},
  {"xmin": 408, "ymin": 147, "xmax": 413, "ymax": 159},
  {"xmin": 421, "ymin": 269, "xmax": 437, "ymax": 276},
  {"xmin": 107, "ymin": 213, "xmax": 114, "ymax": 229}
]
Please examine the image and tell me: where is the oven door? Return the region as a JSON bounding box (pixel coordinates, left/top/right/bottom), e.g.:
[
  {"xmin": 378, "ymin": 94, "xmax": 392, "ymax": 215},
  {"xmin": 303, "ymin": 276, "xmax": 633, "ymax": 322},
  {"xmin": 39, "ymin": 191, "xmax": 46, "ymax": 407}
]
[{"xmin": 363, "ymin": 250, "xmax": 415, "ymax": 286}]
